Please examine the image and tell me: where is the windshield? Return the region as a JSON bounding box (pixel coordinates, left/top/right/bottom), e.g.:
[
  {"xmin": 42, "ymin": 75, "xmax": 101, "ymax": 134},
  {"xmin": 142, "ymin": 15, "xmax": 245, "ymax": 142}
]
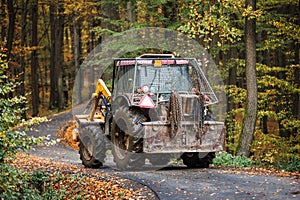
[
  {"xmin": 113, "ymin": 58, "xmax": 219, "ymax": 106},
  {"xmin": 136, "ymin": 65, "xmax": 192, "ymax": 93}
]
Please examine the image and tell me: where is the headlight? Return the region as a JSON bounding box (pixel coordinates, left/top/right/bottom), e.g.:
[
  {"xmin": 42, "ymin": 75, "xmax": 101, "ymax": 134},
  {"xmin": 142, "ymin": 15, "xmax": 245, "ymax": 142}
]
[{"xmin": 142, "ymin": 84, "xmax": 150, "ymax": 93}]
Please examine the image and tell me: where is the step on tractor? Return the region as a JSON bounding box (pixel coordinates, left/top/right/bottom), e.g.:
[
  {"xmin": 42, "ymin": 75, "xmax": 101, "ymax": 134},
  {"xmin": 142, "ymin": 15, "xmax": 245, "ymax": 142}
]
[{"xmin": 74, "ymin": 54, "xmax": 225, "ymax": 170}]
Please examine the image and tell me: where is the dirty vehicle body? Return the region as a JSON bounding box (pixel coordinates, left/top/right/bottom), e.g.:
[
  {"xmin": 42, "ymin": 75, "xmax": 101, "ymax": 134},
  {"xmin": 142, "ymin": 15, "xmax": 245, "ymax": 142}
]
[{"xmin": 75, "ymin": 54, "xmax": 225, "ymax": 169}]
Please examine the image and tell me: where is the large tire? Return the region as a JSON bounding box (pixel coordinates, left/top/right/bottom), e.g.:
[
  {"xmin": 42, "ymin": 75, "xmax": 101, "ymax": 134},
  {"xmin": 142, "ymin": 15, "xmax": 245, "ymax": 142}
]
[
  {"xmin": 79, "ymin": 126, "xmax": 107, "ymax": 168},
  {"xmin": 169, "ymin": 91, "xmax": 182, "ymax": 138},
  {"xmin": 111, "ymin": 106, "xmax": 145, "ymax": 170},
  {"xmin": 181, "ymin": 152, "xmax": 215, "ymax": 168}
]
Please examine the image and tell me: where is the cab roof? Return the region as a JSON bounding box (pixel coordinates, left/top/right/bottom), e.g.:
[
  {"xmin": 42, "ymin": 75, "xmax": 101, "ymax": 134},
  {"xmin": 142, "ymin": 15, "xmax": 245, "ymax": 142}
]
[
  {"xmin": 138, "ymin": 54, "xmax": 174, "ymax": 58},
  {"xmin": 115, "ymin": 54, "xmax": 188, "ymax": 66}
]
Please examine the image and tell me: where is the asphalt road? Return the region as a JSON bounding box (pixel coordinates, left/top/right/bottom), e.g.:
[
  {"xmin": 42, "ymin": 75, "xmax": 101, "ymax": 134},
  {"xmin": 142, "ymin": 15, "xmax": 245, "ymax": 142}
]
[{"xmin": 26, "ymin": 110, "xmax": 299, "ymax": 200}]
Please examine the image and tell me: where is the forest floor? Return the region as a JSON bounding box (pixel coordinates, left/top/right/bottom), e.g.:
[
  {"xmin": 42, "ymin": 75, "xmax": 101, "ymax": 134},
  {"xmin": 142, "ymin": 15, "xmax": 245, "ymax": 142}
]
[{"xmin": 16, "ymin": 109, "xmax": 300, "ymax": 200}]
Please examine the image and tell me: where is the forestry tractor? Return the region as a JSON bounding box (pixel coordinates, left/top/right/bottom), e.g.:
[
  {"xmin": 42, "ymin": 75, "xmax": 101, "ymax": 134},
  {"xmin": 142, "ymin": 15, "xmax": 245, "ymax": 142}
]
[{"xmin": 74, "ymin": 54, "xmax": 225, "ymax": 170}]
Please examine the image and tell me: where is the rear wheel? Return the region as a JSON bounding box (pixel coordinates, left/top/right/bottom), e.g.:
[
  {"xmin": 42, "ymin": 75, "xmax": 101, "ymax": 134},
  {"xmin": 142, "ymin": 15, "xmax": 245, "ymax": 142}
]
[
  {"xmin": 79, "ymin": 126, "xmax": 106, "ymax": 168},
  {"xmin": 181, "ymin": 152, "xmax": 215, "ymax": 168},
  {"xmin": 111, "ymin": 106, "xmax": 145, "ymax": 170}
]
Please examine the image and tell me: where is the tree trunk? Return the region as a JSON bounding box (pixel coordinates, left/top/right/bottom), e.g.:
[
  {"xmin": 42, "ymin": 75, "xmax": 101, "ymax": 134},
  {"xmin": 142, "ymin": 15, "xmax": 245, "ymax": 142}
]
[
  {"xmin": 71, "ymin": 19, "xmax": 83, "ymax": 104},
  {"xmin": 56, "ymin": 1, "xmax": 65, "ymax": 110},
  {"xmin": 294, "ymin": 46, "xmax": 299, "ymax": 120},
  {"xmin": 227, "ymin": 46, "xmax": 237, "ymax": 112},
  {"xmin": 31, "ymin": 0, "xmax": 39, "ymax": 116},
  {"xmin": 292, "ymin": 0, "xmax": 300, "ymax": 135},
  {"xmin": 17, "ymin": 0, "xmax": 28, "ymax": 119},
  {"xmin": 101, "ymin": 1, "xmax": 120, "ymax": 41},
  {"xmin": 0, "ymin": 0, "xmax": 6, "ymax": 43},
  {"xmin": 20, "ymin": 0, "xmax": 28, "ymax": 97},
  {"xmin": 49, "ymin": 0, "xmax": 65, "ymax": 110},
  {"xmin": 260, "ymin": 30, "xmax": 269, "ymax": 134},
  {"xmin": 237, "ymin": 0, "xmax": 258, "ymax": 157},
  {"xmin": 49, "ymin": 2, "xmax": 57, "ymax": 109},
  {"xmin": 6, "ymin": 0, "xmax": 15, "ymax": 61},
  {"xmin": 63, "ymin": 28, "xmax": 69, "ymax": 105},
  {"xmin": 127, "ymin": 1, "xmax": 136, "ymax": 23},
  {"xmin": 226, "ymin": 45, "xmax": 238, "ymax": 150}
]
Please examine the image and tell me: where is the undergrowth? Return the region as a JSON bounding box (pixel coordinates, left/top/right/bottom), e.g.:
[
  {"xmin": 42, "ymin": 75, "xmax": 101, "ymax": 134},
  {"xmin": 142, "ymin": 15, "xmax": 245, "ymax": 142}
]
[
  {"xmin": 0, "ymin": 164, "xmax": 64, "ymax": 199},
  {"xmin": 213, "ymin": 152, "xmax": 300, "ymax": 173},
  {"xmin": 212, "ymin": 152, "xmax": 254, "ymax": 168}
]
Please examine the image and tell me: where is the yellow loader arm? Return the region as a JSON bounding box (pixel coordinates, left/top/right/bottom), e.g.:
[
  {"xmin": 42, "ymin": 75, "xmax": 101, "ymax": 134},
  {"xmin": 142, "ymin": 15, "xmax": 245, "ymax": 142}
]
[
  {"xmin": 88, "ymin": 79, "xmax": 112, "ymax": 121},
  {"xmin": 92, "ymin": 79, "xmax": 112, "ymax": 102}
]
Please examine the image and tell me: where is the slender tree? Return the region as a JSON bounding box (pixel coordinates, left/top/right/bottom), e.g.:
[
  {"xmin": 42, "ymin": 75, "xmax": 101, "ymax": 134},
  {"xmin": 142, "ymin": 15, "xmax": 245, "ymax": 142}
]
[
  {"xmin": 6, "ymin": 0, "xmax": 15, "ymax": 61},
  {"xmin": 31, "ymin": 0, "xmax": 39, "ymax": 116},
  {"xmin": 0, "ymin": 0, "xmax": 6, "ymax": 44},
  {"xmin": 49, "ymin": 0, "xmax": 65, "ymax": 110},
  {"xmin": 72, "ymin": 18, "xmax": 83, "ymax": 104},
  {"xmin": 20, "ymin": 0, "xmax": 29, "ymax": 97},
  {"xmin": 237, "ymin": 0, "xmax": 258, "ymax": 157},
  {"xmin": 49, "ymin": 1, "xmax": 56, "ymax": 109},
  {"xmin": 56, "ymin": 0, "xmax": 65, "ymax": 110},
  {"xmin": 293, "ymin": 0, "xmax": 300, "ymax": 129}
]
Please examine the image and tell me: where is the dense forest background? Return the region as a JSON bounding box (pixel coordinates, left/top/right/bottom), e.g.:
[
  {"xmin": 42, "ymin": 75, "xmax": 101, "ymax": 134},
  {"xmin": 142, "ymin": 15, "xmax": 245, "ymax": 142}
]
[{"xmin": 0, "ymin": 0, "xmax": 299, "ymax": 170}]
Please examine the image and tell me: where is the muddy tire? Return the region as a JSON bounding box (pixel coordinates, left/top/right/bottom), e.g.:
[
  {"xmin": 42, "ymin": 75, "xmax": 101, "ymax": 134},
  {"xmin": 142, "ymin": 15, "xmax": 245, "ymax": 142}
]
[
  {"xmin": 181, "ymin": 152, "xmax": 215, "ymax": 168},
  {"xmin": 79, "ymin": 126, "xmax": 106, "ymax": 168},
  {"xmin": 111, "ymin": 106, "xmax": 145, "ymax": 170},
  {"xmin": 169, "ymin": 91, "xmax": 182, "ymax": 138}
]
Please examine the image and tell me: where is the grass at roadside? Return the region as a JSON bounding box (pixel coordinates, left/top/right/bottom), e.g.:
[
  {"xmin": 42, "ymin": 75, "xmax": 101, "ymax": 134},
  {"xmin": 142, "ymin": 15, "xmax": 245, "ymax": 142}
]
[{"xmin": 212, "ymin": 152, "xmax": 300, "ymax": 176}]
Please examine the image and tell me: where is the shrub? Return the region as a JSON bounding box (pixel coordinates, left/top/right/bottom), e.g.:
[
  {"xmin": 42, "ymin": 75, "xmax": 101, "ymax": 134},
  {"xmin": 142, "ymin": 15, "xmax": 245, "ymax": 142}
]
[
  {"xmin": 0, "ymin": 164, "xmax": 66, "ymax": 199},
  {"xmin": 0, "ymin": 53, "xmax": 45, "ymax": 162},
  {"xmin": 0, "ymin": 53, "xmax": 50, "ymax": 198},
  {"xmin": 213, "ymin": 152, "xmax": 254, "ymax": 168},
  {"xmin": 251, "ymin": 130, "xmax": 300, "ymax": 172},
  {"xmin": 277, "ymin": 156, "xmax": 300, "ymax": 173}
]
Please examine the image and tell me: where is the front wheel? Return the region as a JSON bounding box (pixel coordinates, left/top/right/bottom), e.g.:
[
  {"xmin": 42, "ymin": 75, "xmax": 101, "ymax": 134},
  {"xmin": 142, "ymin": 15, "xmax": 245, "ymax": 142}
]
[
  {"xmin": 79, "ymin": 126, "xmax": 107, "ymax": 168},
  {"xmin": 111, "ymin": 106, "xmax": 145, "ymax": 170}
]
